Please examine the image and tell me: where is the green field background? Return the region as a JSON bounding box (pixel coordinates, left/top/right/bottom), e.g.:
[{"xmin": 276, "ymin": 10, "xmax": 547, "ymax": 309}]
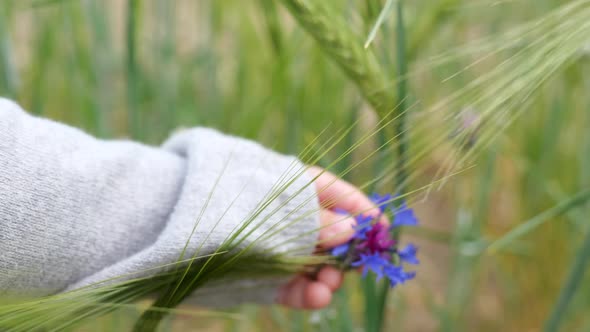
[{"xmin": 1, "ymin": 0, "xmax": 589, "ymax": 331}]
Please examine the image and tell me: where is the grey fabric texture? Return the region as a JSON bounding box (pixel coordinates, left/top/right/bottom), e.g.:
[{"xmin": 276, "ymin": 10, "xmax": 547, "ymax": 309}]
[{"xmin": 0, "ymin": 98, "xmax": 320, "ymax": 306}]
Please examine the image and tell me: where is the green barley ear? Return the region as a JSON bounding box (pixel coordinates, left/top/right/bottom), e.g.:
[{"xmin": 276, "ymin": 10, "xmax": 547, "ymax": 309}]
[
  {"xmin": 283, "ymin": 0, "xmax": 590, "ymax": 184},
  {"xmin": 421, "ymin": 0, "xmax": 590, "ymax": 180},
  {"xmin": 280, "ymin": 0, "xmax": 397, "ymax": 119}
]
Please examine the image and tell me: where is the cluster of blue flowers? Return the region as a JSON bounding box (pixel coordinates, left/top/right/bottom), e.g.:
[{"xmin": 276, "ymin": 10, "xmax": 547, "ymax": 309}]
[{"xmin": 331, "ymin": 194, "xmax": 419, "ymax": 288}]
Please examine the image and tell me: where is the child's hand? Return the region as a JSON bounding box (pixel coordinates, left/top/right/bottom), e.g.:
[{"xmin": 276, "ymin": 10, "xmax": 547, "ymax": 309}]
[{"xmin": 276, "ymin": 166, "xmax": 388, "ymax": 309}]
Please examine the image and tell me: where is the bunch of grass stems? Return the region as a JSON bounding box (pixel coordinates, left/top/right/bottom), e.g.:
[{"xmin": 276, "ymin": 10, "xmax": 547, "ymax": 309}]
[{"xmin": 2, "ymin": 0, "xmax": 590, "ymax": 331}]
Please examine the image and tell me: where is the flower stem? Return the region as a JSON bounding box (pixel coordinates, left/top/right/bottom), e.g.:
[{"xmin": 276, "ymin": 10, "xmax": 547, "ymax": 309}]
[{"xmin": 375, "ymin": 2, "xmax": 410, "ymax": 331}]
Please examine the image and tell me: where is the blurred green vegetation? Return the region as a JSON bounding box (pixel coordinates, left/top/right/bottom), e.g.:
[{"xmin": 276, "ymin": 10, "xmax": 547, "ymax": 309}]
[{"xmin": 1, "ymin": 0, "xmax": 589, "ymax": 331}]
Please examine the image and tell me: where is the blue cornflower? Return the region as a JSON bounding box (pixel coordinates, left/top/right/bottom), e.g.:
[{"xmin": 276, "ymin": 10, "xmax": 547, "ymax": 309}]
[
  {"xmin": 398, "ymin": 244, "xmax": 419, "ymax": 265},
  {"xmin": 392, "ymin": 202, "xmax": 418, "ymax": 227},
  {"xmin": 369, "ymin": 193, "xmax": 393, "ymax": 214},
  {"xmin": 383, "ymin": 264, "xmax": 416, "ymax": 288},
  {"xmin": 351, "ymin": 253, "xmax": 389, "ymax": 279},
  {"xmin": 331, "ymin": 243, "xmax": 350, "ymax": 257},
  {"xmin": 353, "ymin": 214, "xmax": 374, "ymax": 240},
  {"xmin": 329, "ymin": 192, "xmax": 419, "ymax": 290}
]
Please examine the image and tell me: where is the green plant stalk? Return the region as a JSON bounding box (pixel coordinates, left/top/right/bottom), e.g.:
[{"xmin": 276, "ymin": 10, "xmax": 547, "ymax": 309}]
[
  {"xmin": 279, "ymin": 0, "xmax": 397, "ymax": 120},
  {"xmin": 375, "ymin": 2, "xmax": 410, "ymax": 331},
  {"xmin": 131, "ymin": 253, "xmax": 306, "ymax": 332},
  {"xmin": 154, "ymin": 0, "xmax": 177, "ymax": 142},
  {"xmin": 584, "ymin": 67, "xmax": 590, "ymax": 190},
  {"xmin": 30, "ymin": 15, "xmax": 55, "ymax": 116},
  {"xmin": 280, "ymin": 2, "xmax": 409, "ymax": 331},
  {"xmin": 393, "ymin": 0, "xmax": 410, "ymax": 195},
  {"xmin": 126, "ymin": 0, "xmax": 140, "ymax": 139},
  {"xmin": 260, "ymin": 0, "xmax": 299, "ymax": 154},
  {"xmin": 441, "ymin": 151, "xmax": 495, "ymax": 332},
  {"xmin": 361, "ymin": 276, "xmax": 380, "ymax": 332},
  {"xmin": 63, "ymin": 1, "xmax": 102, "ymax": 136},
  {"xmin": 340, "ymin": 102, "xmax": 360, "ymax": 179},
  {"xmin": 82, "ymin": 0, "xmax": 113, "ymax": 138},
  {"xmin": 260, "ymin": 0, "xmax": 283, "ymax": 55},
  {"xmin": 0, "ymin": 8, "xmax": 19, "ymax": 98},
  {"xmin": 543, "ymin": 227, "xmax": 590, "ymax": 332}
]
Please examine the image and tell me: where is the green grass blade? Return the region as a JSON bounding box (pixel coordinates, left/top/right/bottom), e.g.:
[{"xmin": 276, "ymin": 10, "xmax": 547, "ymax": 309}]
[
  {"xmin": 364, "ymin": 0, "xmax": 395, "ymax": 49},
  {"xmin": 260, "ymin": 0, "xmax": 284, "ymax": 55},
  {"xmin": 487, "ymin": 188, "xmax": 590, "ymax": 254},
  {"xmin": 82, "ymin": 0, "xmax": 113, "ymax": 137},
  {"xmin": 126, "ymin": 0, "xmax": 140, "ymax": 139},
  {"xmin": 393, "ymin": 0, "xmax": 409, "ymax": 193},
  {"xmin": 441, "ymin": 151, "xmax": 496, "ymax": 332},
  {"xmin": 543, "ymin": 228, "xmax": 590, "ymax": 332}
]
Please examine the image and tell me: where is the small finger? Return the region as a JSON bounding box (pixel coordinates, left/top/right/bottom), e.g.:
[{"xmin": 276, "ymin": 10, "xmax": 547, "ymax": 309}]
[
  {"xmin": 304, "ymin": 281, "xmax": 332, "ymax": 309},
  {"xmin": 277, "ymin": 276, "xmax": 333, "ymax": 310},
  {"xmin": 317, "ymin": 266, "xmax": 343, "ymax": 291},
  {"xmin": 277, "ymin": 276, "xmax": 308, "ymax": 309}
]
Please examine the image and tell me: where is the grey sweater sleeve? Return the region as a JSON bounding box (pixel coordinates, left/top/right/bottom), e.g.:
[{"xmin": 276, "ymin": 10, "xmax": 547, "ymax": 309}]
[{"xmin": 0, "ymin": 98, "xmax": 320, "ymax": 305}]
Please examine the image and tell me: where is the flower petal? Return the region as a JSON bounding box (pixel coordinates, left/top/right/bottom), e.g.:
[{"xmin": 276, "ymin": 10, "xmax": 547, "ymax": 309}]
[
  {"xmin": 369, "ymin": 193, "xmax": 392, "ymax": 214},
  {"xmin": 331, "ymin": 243, "xmax": 350, "ymax": 257},
  {"xmin": 392, "ymin": 202, "xmax": 418, "ymax": 227},
  {"xmin": 398, "ymin": 243, "xmax": 419, "ymax": 265}
]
